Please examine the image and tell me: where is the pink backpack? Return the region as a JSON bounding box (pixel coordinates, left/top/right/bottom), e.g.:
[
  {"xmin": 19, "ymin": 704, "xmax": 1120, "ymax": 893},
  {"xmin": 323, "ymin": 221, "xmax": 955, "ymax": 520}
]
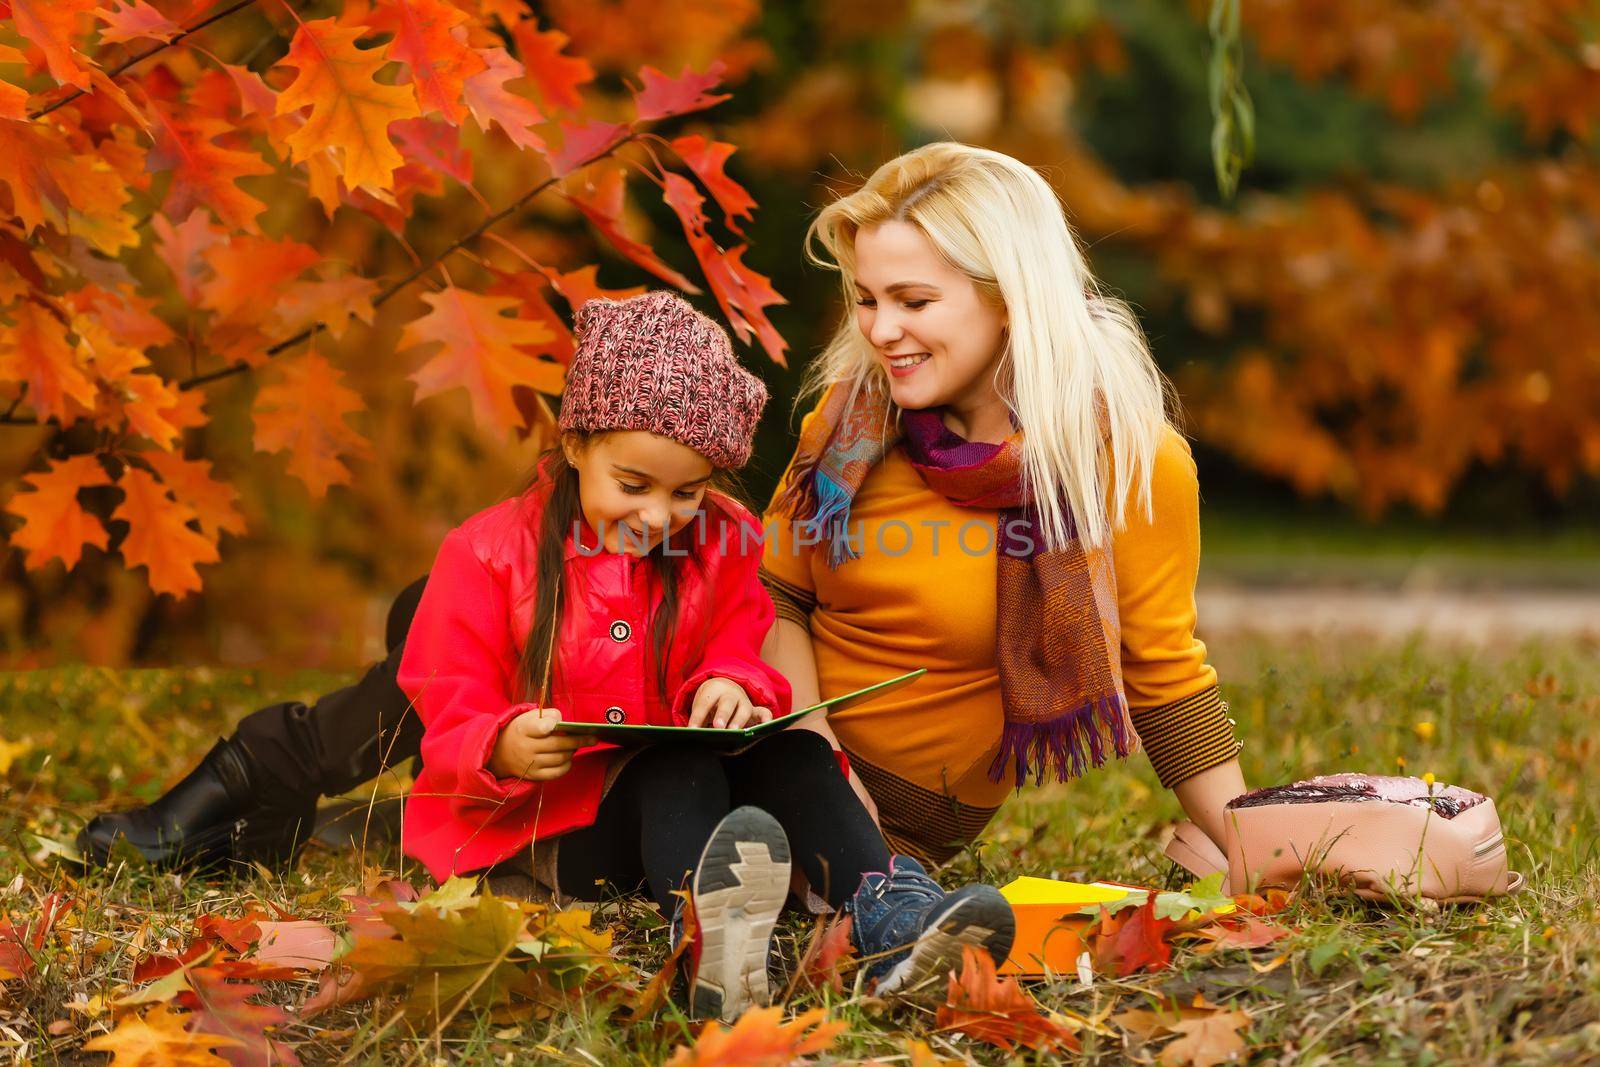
[{"xmin": 1165, "ymin": 774, "xmax": 1524, "ymax": 902}]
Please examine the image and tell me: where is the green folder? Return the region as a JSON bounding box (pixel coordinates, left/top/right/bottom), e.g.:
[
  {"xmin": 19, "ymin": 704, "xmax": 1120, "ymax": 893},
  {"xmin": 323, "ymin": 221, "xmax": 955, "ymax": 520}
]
[{"xmin": 551, "ymin": 668, "xmax": 927, "ymax": 749}]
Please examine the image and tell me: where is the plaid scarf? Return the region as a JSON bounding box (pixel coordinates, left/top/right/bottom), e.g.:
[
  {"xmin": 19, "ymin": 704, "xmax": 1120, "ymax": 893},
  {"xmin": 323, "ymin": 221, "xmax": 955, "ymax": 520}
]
[{"xmin": 775, "ymin": 383, "xmax": 1135, "ymax": 787}]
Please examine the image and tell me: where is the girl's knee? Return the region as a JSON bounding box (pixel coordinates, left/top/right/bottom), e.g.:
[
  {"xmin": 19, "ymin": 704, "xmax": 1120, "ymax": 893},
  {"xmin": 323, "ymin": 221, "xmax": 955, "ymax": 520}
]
[{"xmin": 746, "ymin": 728, "xmax": 837, "ymax": 769}]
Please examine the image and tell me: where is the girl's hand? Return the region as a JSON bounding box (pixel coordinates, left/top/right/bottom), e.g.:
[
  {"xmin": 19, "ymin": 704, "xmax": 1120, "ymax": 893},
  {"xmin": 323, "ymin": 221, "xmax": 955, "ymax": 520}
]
[
  {"xmin": 488, "ymin": 707, "xmax": 596, "ymax": 781},
  {"xmin": 687, "ymin": 678, "xmax": 773, "ymax": 730}
]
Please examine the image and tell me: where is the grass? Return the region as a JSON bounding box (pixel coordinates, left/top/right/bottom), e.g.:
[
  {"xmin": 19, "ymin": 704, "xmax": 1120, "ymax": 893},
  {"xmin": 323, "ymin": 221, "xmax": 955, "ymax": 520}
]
[
  {"xmin": 1198, "ymin": 505, "xmax": 1600, "ymax": 589},
  {"xmin": 1, "ymin": 634, "xmax": 1598, "ymax": 1064}
]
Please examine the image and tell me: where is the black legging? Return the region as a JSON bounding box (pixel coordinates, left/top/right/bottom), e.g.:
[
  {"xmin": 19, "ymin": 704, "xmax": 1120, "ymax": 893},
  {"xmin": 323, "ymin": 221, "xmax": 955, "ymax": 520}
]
[{"xmin": 553, "ymin": 730, "xmax": 891, "ymax": 912}]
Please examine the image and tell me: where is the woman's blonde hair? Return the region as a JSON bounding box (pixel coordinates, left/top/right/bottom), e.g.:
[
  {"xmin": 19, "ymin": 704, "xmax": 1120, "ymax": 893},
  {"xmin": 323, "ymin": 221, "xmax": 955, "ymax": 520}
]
[{"xmin": 803, "ymin": 142, "xmax": 1174, "ymax": 548}]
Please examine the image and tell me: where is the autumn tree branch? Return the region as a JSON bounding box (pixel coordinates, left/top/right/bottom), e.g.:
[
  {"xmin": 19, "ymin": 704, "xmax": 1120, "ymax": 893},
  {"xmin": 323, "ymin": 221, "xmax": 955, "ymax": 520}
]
[
  {"xmin": 0, "ymin": 135, "xmax": 639, "ymax": 425},
  {"xmin": 27, "ymin": 0, "xmax": 263, "ymax": 121}
]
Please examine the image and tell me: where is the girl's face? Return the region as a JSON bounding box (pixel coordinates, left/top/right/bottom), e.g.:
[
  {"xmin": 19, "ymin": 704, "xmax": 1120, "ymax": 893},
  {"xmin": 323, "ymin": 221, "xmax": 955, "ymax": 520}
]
[
  {"xmin": 852, "ymin": 220, "xmax": 1008, "ymax": 416},
  {"xmin": 563, "ymin": 431, "xmax": 714, "ymax": 556}
]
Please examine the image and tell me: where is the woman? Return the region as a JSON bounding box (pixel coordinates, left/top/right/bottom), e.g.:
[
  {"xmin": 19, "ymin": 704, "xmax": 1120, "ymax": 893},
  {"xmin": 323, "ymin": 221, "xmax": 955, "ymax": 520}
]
[
  {"xmin": 758, "ymin": 142, "xmax": 1245, "ymax": 866},
  {"xmin": 79, "ymin": 142, "xmax": 1243, "ymax": 875}
]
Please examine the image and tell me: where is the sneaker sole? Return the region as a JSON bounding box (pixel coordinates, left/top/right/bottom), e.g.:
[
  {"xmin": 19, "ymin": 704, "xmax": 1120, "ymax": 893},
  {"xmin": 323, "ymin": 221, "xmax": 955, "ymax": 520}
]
[
  {"xmin": 875, "ymin": 885, "xmax": 1016, "ymax": 995},
  {"xmin": 688, "ymin": 806, "xmax": 792, "ymax": 1023}
]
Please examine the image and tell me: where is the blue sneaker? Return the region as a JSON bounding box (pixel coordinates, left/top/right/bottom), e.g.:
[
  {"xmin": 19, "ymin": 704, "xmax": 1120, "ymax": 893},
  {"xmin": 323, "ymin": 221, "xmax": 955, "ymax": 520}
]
[
  {"xmin": 671, "ymin": 807, "xmax": 792, "ymax": 1022},
  {"xmin": 847, "ymin": 856, "xmax": 1016, "ymax": 995}
]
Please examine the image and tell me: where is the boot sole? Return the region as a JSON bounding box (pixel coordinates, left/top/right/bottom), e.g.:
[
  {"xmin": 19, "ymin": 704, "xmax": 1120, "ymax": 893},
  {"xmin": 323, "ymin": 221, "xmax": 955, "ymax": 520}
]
[
  {"xmin": 875, "ymin": 885, "xmax": 1016, "ymax": 995},
  {"xmin": 688, "ymin": 807, "xmax": 792, "ymax": 1023}
]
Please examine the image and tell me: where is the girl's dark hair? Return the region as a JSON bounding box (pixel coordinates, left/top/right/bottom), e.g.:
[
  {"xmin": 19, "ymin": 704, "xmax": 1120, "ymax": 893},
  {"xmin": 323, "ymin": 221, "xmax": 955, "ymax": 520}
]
[{"xmin": 512, "ymin": 436, "xmax": 744, "ymax": 706}]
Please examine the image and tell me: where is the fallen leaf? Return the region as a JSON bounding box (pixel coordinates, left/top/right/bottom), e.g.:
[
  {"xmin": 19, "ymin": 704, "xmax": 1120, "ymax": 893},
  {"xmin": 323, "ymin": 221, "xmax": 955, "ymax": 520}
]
[
  {"xmin": 84, "ymin": 1003, "xmax": 243, "ymax": 1067},
  {"xmin": 665, "ymin": 1006, "xmax": 845, "ymax": 1066},
  {"xmin": 1158, "ymin": 1009, "xmax": 1252, "ymax": 1067},
  {"xmin": 184, "ymin": 967, "xmax": 298, "ymax": 1067},
  {"xmin": 935, "ymin": 944, "xmax": 1078, "ymax": 1052},
  {"xmin": 796, "ymin": 913, "xmax": 856, "ymax": 994},
  {"xmin": 254, "ymin": 921, "xmax": 337, "ymax": 971}
]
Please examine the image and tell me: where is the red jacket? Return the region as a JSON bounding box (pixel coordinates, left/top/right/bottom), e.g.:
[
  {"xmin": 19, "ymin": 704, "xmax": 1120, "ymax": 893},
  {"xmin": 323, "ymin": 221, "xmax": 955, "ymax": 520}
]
[{"xmin": 398, "ymin": 481, "xmax": 791, "ymax": 882}]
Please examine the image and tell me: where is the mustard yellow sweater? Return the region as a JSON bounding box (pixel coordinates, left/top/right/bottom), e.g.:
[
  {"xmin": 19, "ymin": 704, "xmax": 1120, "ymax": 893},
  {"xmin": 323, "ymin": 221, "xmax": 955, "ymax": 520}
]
[{"xmin": 760, "ymin": 413, "xmax": 1239, "ymax": 865}]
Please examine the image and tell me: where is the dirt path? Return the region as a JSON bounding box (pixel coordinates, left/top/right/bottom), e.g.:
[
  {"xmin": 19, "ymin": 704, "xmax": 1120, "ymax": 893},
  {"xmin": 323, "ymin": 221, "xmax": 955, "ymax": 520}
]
[{"xmin": 1197, "ymin": 584, "xmax": 1600, "ymax": 642}]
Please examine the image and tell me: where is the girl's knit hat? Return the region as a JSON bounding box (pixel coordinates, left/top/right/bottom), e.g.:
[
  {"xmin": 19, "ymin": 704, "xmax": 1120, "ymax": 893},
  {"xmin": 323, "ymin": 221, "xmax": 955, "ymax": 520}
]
[{"xmin": 558, "ymin": 291, "xmax": 768, "ymax": 468}]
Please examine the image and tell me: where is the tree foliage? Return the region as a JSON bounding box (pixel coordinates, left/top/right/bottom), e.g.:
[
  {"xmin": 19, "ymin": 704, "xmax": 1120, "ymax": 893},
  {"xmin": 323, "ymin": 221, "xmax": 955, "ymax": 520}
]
[{"xmin": 0, "ymin": 0, "xmax": 781, "ymax": 659}]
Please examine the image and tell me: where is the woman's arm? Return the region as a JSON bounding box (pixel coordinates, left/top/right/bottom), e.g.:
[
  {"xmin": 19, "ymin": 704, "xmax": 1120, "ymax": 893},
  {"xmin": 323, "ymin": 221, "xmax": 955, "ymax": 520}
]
[
  {"xmin": 761, "ymin": 617, "xmax": 880, "ymax": 823},
  {"xmin": 1172, "ymin": 756, "xmax": 1247, "ymax": 849}
]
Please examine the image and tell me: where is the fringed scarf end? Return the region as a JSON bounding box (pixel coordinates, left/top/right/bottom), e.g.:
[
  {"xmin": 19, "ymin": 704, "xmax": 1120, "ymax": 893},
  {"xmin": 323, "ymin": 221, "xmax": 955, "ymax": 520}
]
[{"xmin": 988, "ymin": 694, "xmax": 1134, "ymax": 787}]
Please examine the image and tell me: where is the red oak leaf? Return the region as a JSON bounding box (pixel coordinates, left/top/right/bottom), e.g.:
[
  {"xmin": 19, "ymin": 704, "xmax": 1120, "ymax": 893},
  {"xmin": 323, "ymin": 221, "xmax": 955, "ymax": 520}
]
[
  {"xmin": 112, "ymin": 467, "xmax": 220, "ymax": 598},
  {"xmin": 272, "ymin": 17, "xmax": 421, "ymax": 194},
  {"xmin": 567, "ymin": 167, "xmax": 699, "ymax": 291},
  {"xmin": 97, "ymin": 0, "xmax": 182, "ymax": 45},
  {"xmin": 461, "ymin": 46, "xmax": 545, "ymax": 153},
  {"xmin": 670, "ymin": 134, "xmax": 756, "ymax": 235},
  {"xmin": 548, "ymin": 118, "xmax": 629, "ymax": 177},
  {"xmin": 632, "ymin": 61, "xmax": 730, "ymax": 122},
  {"xmin": 368, "ymin": 0, "xmax": 485, "ymax": 124},
  {"xmin": 935, "ymin": 945, "xmax": 1079, "ymax": 1053},
  {"xmin": 510, "ymin": 21, "xmax": 593, "ymax": 112}
]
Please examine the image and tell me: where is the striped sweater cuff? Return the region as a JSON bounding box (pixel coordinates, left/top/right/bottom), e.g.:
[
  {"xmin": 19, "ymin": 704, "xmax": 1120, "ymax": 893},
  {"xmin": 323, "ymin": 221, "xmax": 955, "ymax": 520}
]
[
  {"xmin": 1129, "ymin": 684, "xmax": 1242, "ymax": 790},
  {"xmin": 758, "ymin": 566, "xmax": 816, "ymax": 629}
]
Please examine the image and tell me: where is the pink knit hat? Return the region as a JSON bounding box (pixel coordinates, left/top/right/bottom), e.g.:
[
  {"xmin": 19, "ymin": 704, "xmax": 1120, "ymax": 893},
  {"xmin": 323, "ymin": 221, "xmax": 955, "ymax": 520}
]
[{"xmin": 558, "ymin": 291, "xmax": 768, "ymax": 468}]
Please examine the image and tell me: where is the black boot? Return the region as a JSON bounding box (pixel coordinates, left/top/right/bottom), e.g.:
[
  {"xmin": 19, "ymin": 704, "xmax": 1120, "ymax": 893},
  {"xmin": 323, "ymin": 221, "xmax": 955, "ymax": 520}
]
[{"xmin": 77, "ymin": 737, "xmax": 316, "ymax": 870}]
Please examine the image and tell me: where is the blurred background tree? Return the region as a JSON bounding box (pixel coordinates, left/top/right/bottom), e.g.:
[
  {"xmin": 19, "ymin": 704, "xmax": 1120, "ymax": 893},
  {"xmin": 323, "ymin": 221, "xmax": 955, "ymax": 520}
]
[{"xmin": 3, "ymin": 0, "xmax": 1598, "ymax": 668}]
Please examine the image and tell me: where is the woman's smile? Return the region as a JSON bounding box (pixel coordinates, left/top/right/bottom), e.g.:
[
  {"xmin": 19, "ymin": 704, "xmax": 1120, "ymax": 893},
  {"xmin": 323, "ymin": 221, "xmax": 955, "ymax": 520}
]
[{"xmin": 885, "ymin": 351, "xmax": 932, "ymax": 376}]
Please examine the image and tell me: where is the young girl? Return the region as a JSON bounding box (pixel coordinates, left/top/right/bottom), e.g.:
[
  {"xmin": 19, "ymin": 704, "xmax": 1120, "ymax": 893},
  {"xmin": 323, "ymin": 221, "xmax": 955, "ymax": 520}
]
[{"xmin": 397, "ymin": 290, "xmax": 1014, "ymax": 1022}]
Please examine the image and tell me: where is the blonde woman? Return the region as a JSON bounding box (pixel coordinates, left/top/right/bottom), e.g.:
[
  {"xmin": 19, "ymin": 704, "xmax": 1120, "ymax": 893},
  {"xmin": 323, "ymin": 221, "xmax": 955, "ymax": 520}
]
[{"xmin": 761, "ymin": 142, "xmax": 1248, "ymax": 868}]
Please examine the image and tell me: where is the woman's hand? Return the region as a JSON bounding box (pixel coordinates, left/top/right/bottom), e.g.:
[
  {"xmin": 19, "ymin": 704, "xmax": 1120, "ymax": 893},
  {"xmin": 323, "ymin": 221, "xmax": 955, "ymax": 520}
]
[
  {"xmin": 687, "ymin": 678, "xmax": 773, "ymax": 729},
  {"xmin": 488, "ymin": 707, "xmax": 596, "ymax": 781}
]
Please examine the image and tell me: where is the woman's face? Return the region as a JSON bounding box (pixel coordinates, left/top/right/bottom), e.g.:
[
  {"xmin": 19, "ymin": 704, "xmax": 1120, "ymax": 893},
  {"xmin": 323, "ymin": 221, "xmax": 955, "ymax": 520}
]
[
  {"xmin": 852, "ymin": 220, "xmax": 1008, "ymax": 415},
  {"xmin": 564, "ymin": 431, "xmax": 713, "ymax": 556}
]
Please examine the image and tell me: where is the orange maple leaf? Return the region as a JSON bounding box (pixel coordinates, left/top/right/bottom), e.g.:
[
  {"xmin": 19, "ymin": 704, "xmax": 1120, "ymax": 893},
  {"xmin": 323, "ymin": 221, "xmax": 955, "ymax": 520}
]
[
  {"xmin": 665, "ymin": 1007, "xmax": 846, "ymax": 1067},
  {"xmin": 112, "ymin": 467, "xmax": 220, "ymax": 598},
  {"xmin": 0, "ymin": 299, "xmax": 97, "ymax": 422},
  {"xmin": 83, "ymin": 1003, "xmax": 242, "ymax": 1067},
  {"xmin": 403, "ymin": 286, "xmax": 565, "ymax": 436},
  {"xmin": 935, "ymin": 944, "xmax": 1079, "ymax": 1053},
  {"xmin": 4, "ymin": 455, "xmax": 112, "ymax": 571},
  {"xmin": 9, "ymin": 0, "xmax": 98, "ymax": 90},
  {"xmin": 272, "ymin": 17, "xmax": 421, "ymax": 194},
  {"xmin": 252, "ymin": 352, "xmax": 372, "ymax": 498},
  {"xmin": 369, "ymin": 0, "xmax": 485, "ymax": 125}
]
